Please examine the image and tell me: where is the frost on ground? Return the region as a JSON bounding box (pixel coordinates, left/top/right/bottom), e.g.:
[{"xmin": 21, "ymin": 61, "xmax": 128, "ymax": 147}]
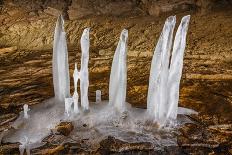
[{"xmin": 2, "ymin": 99, "xmax": 196, "ymax": 153}]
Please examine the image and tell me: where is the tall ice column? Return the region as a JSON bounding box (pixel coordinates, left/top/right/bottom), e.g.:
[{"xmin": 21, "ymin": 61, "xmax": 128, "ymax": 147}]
[
  {"xmin": 166, "ymin": 15, "xmax": 191, "ymax": 120},
  {"xmin": 73, "ymin": 63, "xmax": 80, "ymax": 113},
  {"xmin": 80, "ymin": 28, "xmax": 90, "ymax": 111},
  {"xmin": 147, "ymin": 16, "xmax": 176, "ymax": 121},
  {"xmin": 52, "ymin": 15, "xmax": 70, "ymax": 102},
  {"xmin": 109, "ymin": 29, "xmax": 128, "ymax": 112}
]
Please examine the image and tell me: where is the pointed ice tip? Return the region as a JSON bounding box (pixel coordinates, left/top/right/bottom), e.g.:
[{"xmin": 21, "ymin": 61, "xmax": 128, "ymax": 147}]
[
  {"xmin": 84, "ymin": 28, "xmax": 90, "ymax": 34},
  {"xmin": 75, "ymin": 63, "xmax": 77, "ymax": 69},
  {"xmin": 122, "ymin": 29, "xmax": 128, "ymax": 34},
  {"xmin": 120, "ymin": 29, "xmax": 128, "ymax": 42},
  {"xmin": 182, "ymin": 15, "xmax": 191, "ymax": 22},
  {"xmin": 57, "ymin": 15, "xmax": 64, "ymax": 24},
  {"xmin": 56, "ymin": 15, "xmax": 65, "ymax": 32},
  {"xmin": 81, "ymin": 28, "xmax": 90, "ymax": 40},
  {"xmin": 184, "ymin": 15, "xmax": 191, "ymax": 19},
  {"xmin": 166, "ymin": 15, "xmax": 176, "ymax": 23},
  {"xmin": 180, "ymin": 15, "xmax": 191, "ymax": 27}
]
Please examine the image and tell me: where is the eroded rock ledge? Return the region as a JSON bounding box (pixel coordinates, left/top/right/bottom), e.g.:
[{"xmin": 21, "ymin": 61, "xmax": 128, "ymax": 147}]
[{"xmin": 1, "ymin": 0, "xmax": 232, "ymax": 20}]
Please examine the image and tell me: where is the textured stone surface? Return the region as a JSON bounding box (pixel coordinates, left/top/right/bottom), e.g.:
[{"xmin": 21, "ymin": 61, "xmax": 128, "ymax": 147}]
[
  {"xmin": 55, "ymin": 122, "xmax": 74, "ymax": 136},
  {"xmin": 1, "ymin": 0, "xmax": 232, "ymax": 20},
  {"xmin": 0, "ymin": 1, "xmax": 232, "ymax": 154}
]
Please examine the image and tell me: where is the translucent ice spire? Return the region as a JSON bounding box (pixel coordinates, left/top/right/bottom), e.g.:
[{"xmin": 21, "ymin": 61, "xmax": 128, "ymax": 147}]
[
  {"xmin": 19, "ymin": 136, "xmax": 30, "ymax": 155},
  {"xmin": 73, "ymin": 63, "xmax": 79, "ymax": 93},
  {"xmin": 147, "ymin": 16, "xmax": 176, "ymax": 121},
  {"xmin": 23, "ymin": 104, "xmax": 29, "ymax": 119},
  {"xmin": 52, "ymin": 15, "xmax": 70, "ymax": 102},
  {"xmin": 80, "ymin": 28, "xmax": 90, "ymax": 111},
  {"xmin": 96, "ymin": 90, "xmax": 101, "ymax": 104},
  {"xmin": 73, "ymin": 63, "xmax": 80, "ymax": 114},
  {"xmin": 65, "ymin": 98, "xmax": 73, "ymax": 117},
  {"xmin": 166, "ymin": 15, "xmax": 191, "ymax": 120},
  {"xmin": 109, "ymin": 29, "xmax": 128, "ymax": 112}
]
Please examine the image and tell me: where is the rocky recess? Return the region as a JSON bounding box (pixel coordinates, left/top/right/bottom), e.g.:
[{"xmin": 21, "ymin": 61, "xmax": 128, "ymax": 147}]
[
  {"xmin": 1, "ymin": 0, "xmax": 232, "ymax": 20},
  {"xmin": 0, "ymin": 0, "xmax": 232, "ymax": 154}
]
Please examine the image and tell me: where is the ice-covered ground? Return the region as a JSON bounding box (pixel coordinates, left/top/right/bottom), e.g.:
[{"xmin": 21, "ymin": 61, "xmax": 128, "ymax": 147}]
[{"xmin": 2, "ymin": 98, "xmax": 197, "ymax": 154}]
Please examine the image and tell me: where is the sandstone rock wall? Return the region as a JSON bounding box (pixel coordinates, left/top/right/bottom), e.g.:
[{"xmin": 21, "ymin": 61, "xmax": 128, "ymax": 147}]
[
  {"xmin": 1, "ymin": 0, "xmax": 232, "ymax": 20},
  {"xmin": 0, "ymin": 2, "xmax": 232, "ymax": 154}
]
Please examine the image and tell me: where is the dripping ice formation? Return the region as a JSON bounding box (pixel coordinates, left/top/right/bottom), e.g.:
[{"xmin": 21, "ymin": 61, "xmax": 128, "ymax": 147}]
[
  {"xmin": 70, "ymin": 28, "xmax": 90, "ymax": 114},
  {"xmin": 63, "ymin": 28, "xmax": 90, "ymax": 117},
  {"xmin": 96, "ymin": 90, "xmax": 101, "ymax": 103},
  {"xmin": 23, "ymin": 104, "xmax": 30, "ymax": 119},
  {"xmin": 52, "ymin": 15, "xmax": 70, "ymax": 102},
  {"xmin": 109, "ymin": 29, "xmax": 128, "ymax": 112},
  {"xmin": 166, "ymin": 15, "xmax": 191, "ymax": 120},
  {"xmin": 73, "ymin": 63, "xmax": 80, "ymax": 114},
  {"xmin": 147, "ymin": 15, "xmax": 195, "ymax": 125},
  {"xmin": 80, "ymin": 28, "xmax": 90, "ymax": 111},
  {"xmin": 147, "ymin": 16, "xmax": 176, "ymax": 121},
  {"xmin": 2, "ymin": 15, "xmax": 198, "ymax": 154}
]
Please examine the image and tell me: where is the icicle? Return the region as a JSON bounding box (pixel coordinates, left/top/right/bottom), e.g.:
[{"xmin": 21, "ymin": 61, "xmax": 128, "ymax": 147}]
[
  {"xmin": 23, "ymin": 104, "xmax": 30, "ymax": 119},
  {"xmin": 80, "ymin": 28, "xmax": 90, "ymax": 111},
  {"xmin": 109, "ymin": 29, "xmax": 128, "ymax": 112},
  {"xmin": 166, "ymin": 15, "xmax": 191, "ymax": 120},
  {"xmin": 65, "ymin": 98, "xmax": 73, "ymax": 117},
  {"xmin": 73, "ymin": 63, "xmax": 80, "ymax": 114},
  {"xmin": 52, "ymin": 15, "xmax": 70, "ymax": 102},
  {"xmin": 147, "ymin": 16, "xmax": 176, "ymax": 122},
  {"xmin": 96, "ymin": 90, "xmax": 101, "ymax": 104}
]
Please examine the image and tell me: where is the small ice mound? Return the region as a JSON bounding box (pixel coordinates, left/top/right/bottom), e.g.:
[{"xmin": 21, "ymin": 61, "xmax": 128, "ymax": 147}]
[
  {"xmin": 23, "ymin": 104, "xmax": 30, "ymax": 119},
  {"xmin": 2, "ymin": 99, "xmax": 197, "ymax": 153},
  {"xmin": 67, "ymin": 101, "xmax": 195, "ymax": 151},
  {"xmin": 144, "ymin": 106, "xmax": 198, "ymax": 129},
  {"xmin": 18, "ymin": 136, "xmax": 45, "ymax": 155},
  {"xmin": 96, "ymin": 90, "xmax": 101, "ymax": 104},
  {"xmin": 3, "ymin": 98, "xmax": 63, "ymax": 150}
]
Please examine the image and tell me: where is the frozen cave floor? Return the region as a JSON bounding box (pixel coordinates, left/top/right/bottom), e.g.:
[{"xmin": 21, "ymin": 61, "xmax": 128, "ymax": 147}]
[{"xmin": 0, "ymin": 98, "xmax": 201, "ymax": 154}]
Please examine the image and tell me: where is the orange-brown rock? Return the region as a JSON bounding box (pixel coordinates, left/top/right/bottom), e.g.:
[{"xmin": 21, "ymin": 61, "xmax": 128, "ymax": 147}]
[
  {"xmin": 55, "ymin": 122, "xmax": 74, "ymax": 136},
  {"xmin": 0, "ymin": 1, "xmax": 231, "ymax": 154}
]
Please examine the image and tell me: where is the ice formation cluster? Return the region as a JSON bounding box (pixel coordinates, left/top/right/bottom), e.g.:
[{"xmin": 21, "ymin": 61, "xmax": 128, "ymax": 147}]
[{"xmin": 2, "ymin": 15, "xmax": 197, "ymax": 155}]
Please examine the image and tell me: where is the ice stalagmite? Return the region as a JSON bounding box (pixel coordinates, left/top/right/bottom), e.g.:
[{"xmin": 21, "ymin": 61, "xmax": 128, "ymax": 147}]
[
  {"xmin": 73, "ymin": 63, "xmax": 79, "ymax": 94},
  {"xmin": 166, "ymin": 15, "xmax": 191, "ymax": 120},
  {"xmin": 80, "ymin": 28, "xmax": 90, "ymax": 111},
  {"xmin": 23, "ymin": 104, "xmax": 30, "ymax": 119},
  {"xmin": 109, "ymin": 29, "xmax": 128, "ymax": 112},
  {"xmin": 147, "ymin": 16, "xmax": 176, "ymax": 121},
  {"xmin": 52, "ymin": 15, "xmax": 70, "ymax": 102},
  {"xmin": 96, "ymin": 90, "xmax": 101, "ymax": 103},
  {"xmin": 73, "ymin": 63, "xmax": 80, "ymax": 113}
]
